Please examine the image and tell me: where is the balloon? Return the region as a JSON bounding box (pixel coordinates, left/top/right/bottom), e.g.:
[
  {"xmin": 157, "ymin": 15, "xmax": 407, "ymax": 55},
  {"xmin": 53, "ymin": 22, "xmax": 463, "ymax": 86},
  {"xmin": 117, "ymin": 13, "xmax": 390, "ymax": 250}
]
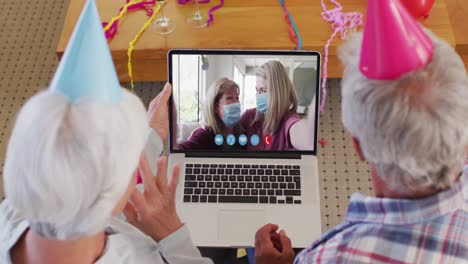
[{"xmin": 399, "ymin": 0, "xmax": 435, "ymax": 19}]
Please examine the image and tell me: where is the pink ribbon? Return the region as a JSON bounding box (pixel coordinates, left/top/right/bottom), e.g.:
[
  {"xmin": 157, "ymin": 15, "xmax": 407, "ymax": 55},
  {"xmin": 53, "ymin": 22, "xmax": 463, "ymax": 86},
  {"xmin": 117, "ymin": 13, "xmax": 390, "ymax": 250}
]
[
  {"xmin": 207, "ymin": 0, "xmax": 224, "ymax": 26},
  {"xmin": 320, "ymin": 0, "xmax": 363, "ymax": 113},
  {"xmin": 102, "ymin": 0, "xmax": 156, "ymax": 41}
]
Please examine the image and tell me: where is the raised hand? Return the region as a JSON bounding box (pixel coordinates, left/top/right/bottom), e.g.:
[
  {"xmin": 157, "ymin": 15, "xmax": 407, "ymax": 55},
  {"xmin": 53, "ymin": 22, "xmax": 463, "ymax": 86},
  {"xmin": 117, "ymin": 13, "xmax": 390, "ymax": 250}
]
[{"xmin": 124, "ymin": 155, "xmax": 182, "ymax": 241}]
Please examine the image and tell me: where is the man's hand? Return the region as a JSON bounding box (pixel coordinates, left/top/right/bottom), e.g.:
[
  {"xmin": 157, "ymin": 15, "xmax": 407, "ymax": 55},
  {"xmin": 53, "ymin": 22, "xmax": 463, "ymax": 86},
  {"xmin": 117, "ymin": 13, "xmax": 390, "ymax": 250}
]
[
  {"xmin": 123, "ymin": 155, "xmax": 182, "ymax": 241},
  {"xmin": 255, "ymin": 224, "xmax": 295, "ymax": 264},
  {"xmin": 148, "ymin": 83, "xmax": 172, "ymax": 142}
]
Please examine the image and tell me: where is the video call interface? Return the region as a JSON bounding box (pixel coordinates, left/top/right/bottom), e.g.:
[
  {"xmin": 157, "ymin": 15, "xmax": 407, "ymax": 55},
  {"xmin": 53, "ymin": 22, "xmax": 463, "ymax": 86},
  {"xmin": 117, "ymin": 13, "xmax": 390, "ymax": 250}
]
[{"xmin": 171, "ymin": 53, "xmax": 318, "ymax": 152}]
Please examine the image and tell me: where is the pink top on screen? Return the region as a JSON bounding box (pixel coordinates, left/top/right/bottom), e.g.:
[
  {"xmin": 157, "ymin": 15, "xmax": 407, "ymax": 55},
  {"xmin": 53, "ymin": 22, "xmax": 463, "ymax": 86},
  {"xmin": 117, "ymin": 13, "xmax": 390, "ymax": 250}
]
[{"xmin": 240, "ymin": 109, "xmax": 301, "ymax": 151}]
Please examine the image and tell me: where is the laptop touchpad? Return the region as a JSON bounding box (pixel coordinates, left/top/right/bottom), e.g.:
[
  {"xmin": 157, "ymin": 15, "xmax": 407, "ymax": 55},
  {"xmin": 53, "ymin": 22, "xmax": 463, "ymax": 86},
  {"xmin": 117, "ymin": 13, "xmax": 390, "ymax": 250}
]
[{"xmin": 218, "ymin": 210, "xmax": 266, "ymax": 242}]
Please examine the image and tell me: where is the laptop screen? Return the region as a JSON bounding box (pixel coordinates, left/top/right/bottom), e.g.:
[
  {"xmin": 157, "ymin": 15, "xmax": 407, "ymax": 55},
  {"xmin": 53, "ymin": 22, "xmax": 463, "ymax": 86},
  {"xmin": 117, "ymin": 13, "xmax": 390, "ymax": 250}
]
[{"xmin": 169, "ymin": 50, "xmax": 320, "ymax": 155}]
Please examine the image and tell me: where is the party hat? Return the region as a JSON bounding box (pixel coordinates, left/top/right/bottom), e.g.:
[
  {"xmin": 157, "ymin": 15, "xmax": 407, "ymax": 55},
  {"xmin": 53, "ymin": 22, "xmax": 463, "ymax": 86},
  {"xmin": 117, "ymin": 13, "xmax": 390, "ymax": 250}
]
[
  {"xmin": 49, "ymin": 0, "xmax": 121, "ymax": 103},
  {"xmin": 359, "ymin": 0, "xmax": 434, "ymax": 80}
]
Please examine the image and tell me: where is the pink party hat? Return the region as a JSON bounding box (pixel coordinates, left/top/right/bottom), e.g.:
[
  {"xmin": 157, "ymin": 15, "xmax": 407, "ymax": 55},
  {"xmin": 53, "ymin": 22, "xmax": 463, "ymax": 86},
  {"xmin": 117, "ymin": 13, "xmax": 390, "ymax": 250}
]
[{"xmin": 359, "ymin": 0, "xmax": 434, "ymax": 80}]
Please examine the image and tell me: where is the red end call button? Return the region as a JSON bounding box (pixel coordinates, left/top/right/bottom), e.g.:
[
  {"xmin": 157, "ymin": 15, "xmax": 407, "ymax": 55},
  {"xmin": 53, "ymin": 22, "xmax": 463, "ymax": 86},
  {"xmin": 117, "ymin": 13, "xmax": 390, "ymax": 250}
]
[{"xmin": 264, "ymin": 134, "xmax": 272, "ymax": 145}]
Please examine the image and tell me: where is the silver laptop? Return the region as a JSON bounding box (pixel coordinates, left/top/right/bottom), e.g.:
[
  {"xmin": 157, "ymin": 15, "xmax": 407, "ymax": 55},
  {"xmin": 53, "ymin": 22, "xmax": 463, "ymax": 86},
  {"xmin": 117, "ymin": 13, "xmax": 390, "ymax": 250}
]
[{"xmin": 167, "ymin": 50, "xmax": 322, "ymax": 248}]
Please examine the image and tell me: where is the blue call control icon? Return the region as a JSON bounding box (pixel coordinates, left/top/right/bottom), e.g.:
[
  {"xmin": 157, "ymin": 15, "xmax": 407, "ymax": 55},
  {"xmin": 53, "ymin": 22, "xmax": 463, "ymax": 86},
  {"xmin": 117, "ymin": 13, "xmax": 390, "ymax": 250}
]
[
  {"xmin": 250, "ymin": 134, "xmax": 260, "ymax": 146},
  {"xmin": 214, "ymin": 134, "xmax": 224, "ymax": 146}
]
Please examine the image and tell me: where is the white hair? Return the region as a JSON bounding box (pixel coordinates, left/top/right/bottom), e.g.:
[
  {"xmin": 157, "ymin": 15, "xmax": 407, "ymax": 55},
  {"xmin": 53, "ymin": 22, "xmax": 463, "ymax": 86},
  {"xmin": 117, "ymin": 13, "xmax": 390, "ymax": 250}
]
[
  {"xmin": 339, "ymin": 30, "xmax": 468, "ymax": 193},
  {"xmin": 3, "ymin": 88, "xmax": 148, "ymax": 240}
]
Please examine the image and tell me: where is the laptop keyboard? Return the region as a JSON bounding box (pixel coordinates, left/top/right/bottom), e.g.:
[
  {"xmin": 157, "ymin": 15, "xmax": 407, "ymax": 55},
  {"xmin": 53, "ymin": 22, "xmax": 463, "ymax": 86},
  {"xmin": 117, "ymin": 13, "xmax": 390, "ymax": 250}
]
[{"xmin": 183, "ymin": 163, "xmax": 302, "ymax": 204}]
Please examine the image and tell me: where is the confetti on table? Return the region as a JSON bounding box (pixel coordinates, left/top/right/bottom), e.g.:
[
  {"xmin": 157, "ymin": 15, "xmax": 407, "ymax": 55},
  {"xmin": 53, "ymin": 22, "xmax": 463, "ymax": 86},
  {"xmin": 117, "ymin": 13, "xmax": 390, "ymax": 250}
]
[{"xmin": 319, "ymin": 138, "xmax": 329, "ymax": 147}]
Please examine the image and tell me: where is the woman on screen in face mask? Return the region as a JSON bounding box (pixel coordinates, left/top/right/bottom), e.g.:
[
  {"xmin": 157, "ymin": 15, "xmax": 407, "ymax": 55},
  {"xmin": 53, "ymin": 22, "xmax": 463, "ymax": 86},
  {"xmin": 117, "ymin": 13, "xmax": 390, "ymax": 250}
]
[
  {"xmin": 177, "ymin": 78, "xmax": 246, "ymax": 150},
  {"xmin": 240, "ymin": 60, "xmax": 316, "ymax": 151}
]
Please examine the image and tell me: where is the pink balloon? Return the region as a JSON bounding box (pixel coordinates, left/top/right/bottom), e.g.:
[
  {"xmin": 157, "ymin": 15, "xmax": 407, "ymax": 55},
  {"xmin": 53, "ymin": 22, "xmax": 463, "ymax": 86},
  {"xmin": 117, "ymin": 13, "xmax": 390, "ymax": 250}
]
[{"xmin": 400, "ymin": 0, "xmax": 435, "ymax": 19}]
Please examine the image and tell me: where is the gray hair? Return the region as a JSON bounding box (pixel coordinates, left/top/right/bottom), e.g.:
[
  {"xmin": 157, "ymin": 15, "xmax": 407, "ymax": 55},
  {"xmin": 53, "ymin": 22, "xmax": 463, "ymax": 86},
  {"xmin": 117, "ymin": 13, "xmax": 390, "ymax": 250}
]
[
  {"xmin": 3, "ymin": 88, "xmax": 148, "ymax": 240},
  {"xmin": 339, "ymin": 30, "xmax": 468, "ymax": 193}
]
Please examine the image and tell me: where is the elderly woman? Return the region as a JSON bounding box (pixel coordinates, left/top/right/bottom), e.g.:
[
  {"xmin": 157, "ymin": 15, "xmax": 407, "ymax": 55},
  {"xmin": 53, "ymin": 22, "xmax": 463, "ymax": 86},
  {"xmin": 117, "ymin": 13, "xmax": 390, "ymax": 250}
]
[
  {"xmin": 173, "ymin": 78, "xmax": 245, "ymax": 150},
  {"xmin": 240, "ymin": 60, "xmax": 316, "ymax": 151},
  {"xmin": 0, "ymin": 85, "xmax": 213, "ymax": 264},
  {"xmin": 0, "ymin": 0, "xmax": 212, "ymax": 262},
  {"xmin": 254, "ymin": 3, "xmax": 468, "ymax": 263}
]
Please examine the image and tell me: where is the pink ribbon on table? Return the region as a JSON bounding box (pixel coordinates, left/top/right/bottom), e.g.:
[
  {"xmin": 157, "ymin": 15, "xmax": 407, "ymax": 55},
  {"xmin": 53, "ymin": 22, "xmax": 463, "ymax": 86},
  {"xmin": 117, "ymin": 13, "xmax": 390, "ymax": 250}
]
[
  {"xmin": 319, "ymin": 0, "xmax": 363, "ymax": 113},
  {"xmin": 177, "ymin": 0, "xmax": 210, "ymax": 4},
  {"xmin": 102, "ymin": 0, "xmax": 156, "ymax": 41},
  {"xmin": 207, "ymin": 0, "xmax": 224, "ymax": 26}
]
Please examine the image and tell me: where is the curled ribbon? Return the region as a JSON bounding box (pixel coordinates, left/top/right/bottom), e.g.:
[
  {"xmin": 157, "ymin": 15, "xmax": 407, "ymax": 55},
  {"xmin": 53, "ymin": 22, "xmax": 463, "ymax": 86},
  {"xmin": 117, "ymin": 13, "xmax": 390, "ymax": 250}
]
[
  {"xmin": 128, "ymin": 2, "xmax": 163, "ymax": 91},
  {"xmin": 279, "ymin": 0, "xmax": 302, "ymax": 50},
  {"xmin": 102, "ymin": 0, "xmax": 156, "ymax": 41},
  {"xmin": 319, "ymin": 0, "xmax": 363, "ymax": 113},
  {"xmin": 207, "ymin": 0, "xmax": 224, "ymax": 26}
]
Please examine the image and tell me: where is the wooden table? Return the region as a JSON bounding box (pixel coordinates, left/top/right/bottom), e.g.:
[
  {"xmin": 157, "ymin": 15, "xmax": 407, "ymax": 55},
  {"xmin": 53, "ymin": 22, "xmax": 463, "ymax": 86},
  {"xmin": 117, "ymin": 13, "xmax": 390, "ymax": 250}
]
[
  {"xmin": 57, "ymin": 0, "xmax": 456, "ymax": 82},
  {"xmin": 445, "ymin": 0, "xmax": 468, "ymax": 71}
]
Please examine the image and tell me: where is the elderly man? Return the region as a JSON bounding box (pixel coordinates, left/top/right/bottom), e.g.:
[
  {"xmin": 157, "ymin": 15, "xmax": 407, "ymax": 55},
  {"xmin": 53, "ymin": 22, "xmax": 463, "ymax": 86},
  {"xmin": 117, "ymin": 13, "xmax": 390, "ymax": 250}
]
[{"xmin": 254, "ymin": 1, "xmax": 468, "ymax": 263}]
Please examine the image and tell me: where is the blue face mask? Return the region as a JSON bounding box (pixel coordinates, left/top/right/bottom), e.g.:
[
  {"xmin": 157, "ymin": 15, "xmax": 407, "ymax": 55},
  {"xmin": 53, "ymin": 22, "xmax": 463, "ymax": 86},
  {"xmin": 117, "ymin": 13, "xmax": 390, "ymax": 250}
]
[
  {"xmin": 256, "ymin": 93, "xmax": 268, "ymax": 113},
  {"xmin": 222, "ymin": 103, "xmax": 241, "ymax": 128}
]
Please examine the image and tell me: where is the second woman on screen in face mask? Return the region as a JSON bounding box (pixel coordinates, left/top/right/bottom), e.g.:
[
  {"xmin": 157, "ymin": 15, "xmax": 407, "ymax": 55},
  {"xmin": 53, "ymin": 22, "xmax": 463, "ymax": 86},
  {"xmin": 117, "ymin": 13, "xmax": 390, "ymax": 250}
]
[
  {"xmin": 178, "ymin": 78, "xmax": 246, "ymax": 150},
  {"xmin": 240, "ymin": 60, "xmax": 316, "ymax": 151}
]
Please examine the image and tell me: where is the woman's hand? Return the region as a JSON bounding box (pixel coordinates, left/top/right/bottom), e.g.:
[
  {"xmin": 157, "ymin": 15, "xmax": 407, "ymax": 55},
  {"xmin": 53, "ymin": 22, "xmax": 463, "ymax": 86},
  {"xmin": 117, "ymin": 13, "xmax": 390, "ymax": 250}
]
[
  {"xmin": 148, "ymin": 83, "xmax": 172, "ymax": 142},
  {"xmin": 123, "ymin": 155, "xmax": 182, "ymax": 241}
]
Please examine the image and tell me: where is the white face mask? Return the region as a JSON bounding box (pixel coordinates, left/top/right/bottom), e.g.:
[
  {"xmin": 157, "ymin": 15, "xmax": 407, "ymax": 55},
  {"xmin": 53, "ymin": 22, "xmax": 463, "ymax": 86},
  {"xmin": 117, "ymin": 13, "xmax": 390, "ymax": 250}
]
[
  {"xmin": 222, "ymin": 102, "xmax": 241, "ymax": 127},
  {"xmin": 256, "ymin": 93, "xmax": 268, "ymax": 113}
]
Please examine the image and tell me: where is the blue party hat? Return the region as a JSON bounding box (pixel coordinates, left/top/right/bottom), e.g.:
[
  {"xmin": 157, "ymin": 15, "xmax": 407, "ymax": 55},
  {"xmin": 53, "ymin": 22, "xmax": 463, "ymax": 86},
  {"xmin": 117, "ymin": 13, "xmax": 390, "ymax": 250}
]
[{"xmin": 49, "ymin": 0, "xmax": 122, "ymax": 103}]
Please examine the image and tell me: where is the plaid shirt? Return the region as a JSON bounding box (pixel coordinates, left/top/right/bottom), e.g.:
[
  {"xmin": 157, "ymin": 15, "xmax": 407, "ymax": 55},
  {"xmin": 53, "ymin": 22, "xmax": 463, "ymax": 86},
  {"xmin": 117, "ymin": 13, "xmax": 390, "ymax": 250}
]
[{"xmin": 295, "ymin": 168, "xmax": 468, "ymax": 264}]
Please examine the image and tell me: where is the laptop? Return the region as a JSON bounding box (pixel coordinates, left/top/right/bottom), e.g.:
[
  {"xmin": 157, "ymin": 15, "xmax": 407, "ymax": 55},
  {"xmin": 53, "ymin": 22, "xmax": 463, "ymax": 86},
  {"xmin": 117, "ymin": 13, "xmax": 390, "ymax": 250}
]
[{"xmin": 167, "ymin": 49, "xmax": 322, "ymax": 248}]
